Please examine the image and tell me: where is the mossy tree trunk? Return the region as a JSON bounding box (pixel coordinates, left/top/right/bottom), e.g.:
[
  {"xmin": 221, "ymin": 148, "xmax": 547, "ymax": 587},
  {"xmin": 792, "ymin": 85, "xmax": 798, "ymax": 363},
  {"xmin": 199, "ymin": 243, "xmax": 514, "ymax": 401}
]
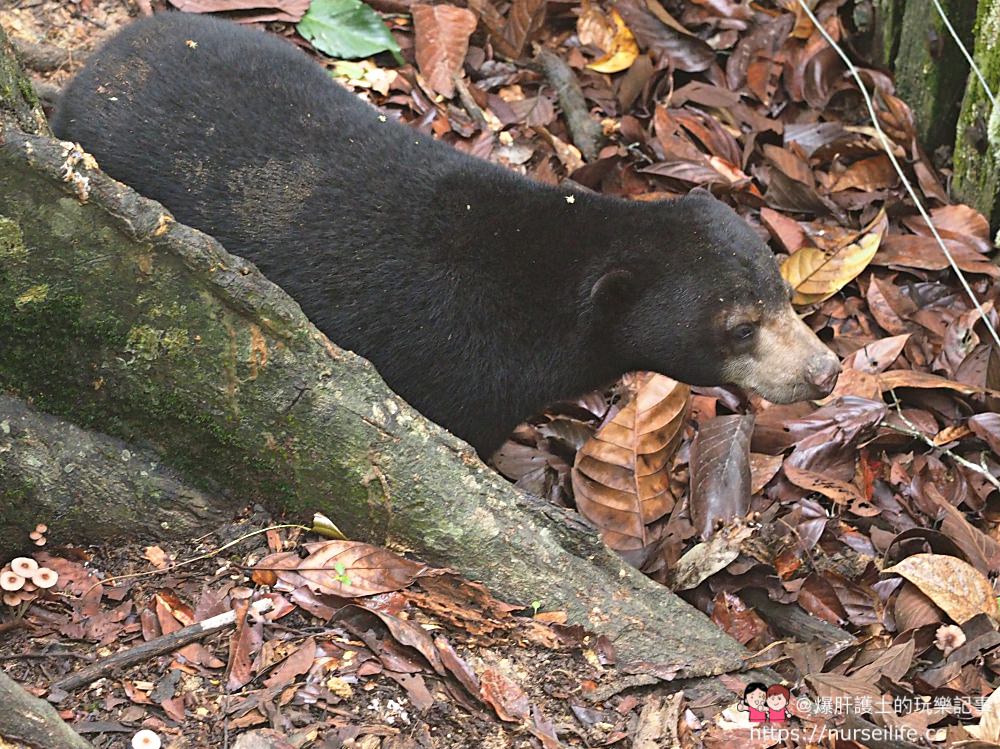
[
  {"xmin": 954, "ymin": 0, "xmax": 1000, "ymax": 230},
  {"xmin": 0, "ymin": 26, "xmax": 755, "ymax": 695},
  {"xmin": 892, "ymin": 0, "xmax": 977, "ymax": 155}
]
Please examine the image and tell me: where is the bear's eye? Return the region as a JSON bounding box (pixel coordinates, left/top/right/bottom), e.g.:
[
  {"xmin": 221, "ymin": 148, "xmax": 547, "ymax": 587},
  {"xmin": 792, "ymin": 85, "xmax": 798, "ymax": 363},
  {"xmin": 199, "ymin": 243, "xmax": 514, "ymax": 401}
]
[{"xmin": 731, "ymin": 323, "xmax": 755, "ymax": 341}]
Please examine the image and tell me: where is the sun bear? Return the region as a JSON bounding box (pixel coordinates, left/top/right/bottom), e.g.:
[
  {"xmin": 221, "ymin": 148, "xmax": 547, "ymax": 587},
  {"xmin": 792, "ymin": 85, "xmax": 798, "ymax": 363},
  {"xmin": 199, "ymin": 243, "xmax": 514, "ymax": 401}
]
[{"xmin": 52, "ymin": 13, "xmax": 840, "ymax": 456}]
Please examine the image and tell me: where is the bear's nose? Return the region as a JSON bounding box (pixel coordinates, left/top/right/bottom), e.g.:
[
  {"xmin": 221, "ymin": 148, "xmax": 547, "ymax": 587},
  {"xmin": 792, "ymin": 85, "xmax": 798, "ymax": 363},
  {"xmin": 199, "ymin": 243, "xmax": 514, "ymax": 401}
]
[{"xmin": 807, "ymin": 355, "xmax": 841, "ymax": 395}]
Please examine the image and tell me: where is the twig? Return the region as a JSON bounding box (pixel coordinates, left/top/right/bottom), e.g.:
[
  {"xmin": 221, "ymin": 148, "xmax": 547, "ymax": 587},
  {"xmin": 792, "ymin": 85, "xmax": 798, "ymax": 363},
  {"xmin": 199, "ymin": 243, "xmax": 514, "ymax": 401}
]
[
  {"xmin": 0, "ymin": 651, "xmax": 94, "ymax": 662},
  {"xmin": 453, "ymin": 76, "xmax": 489, "ymax": 131},
  {"xmin": 533, "ymin": 48, "xmax": 603, "ymax": 162},
  {"xmin": 87, "ymin": 524, "xmax": 309, "ymax": 594},
  {"xmin": 11, "ymin": 38, "xmax": 71, "ymax": 73},
  {"xmin": 884, "ymin": 390, "xmax": 1000, "ymax": 490},
  {"xmin": 52, "ymin": 599, "xmax": 272, "ymax": 693}
]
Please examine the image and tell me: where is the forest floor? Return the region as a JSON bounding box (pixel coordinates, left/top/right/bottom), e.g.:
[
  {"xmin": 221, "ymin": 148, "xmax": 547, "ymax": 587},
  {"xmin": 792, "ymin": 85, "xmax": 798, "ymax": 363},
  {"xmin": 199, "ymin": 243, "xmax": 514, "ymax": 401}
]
[{"xmin": 4, "ymin": 0, "xmax": 1000, "ymax": 747}]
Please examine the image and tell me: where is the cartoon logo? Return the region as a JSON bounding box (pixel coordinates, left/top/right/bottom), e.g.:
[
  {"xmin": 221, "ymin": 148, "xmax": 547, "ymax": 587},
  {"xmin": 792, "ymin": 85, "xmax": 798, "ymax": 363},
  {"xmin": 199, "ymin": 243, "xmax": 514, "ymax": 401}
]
[
  {"xmin": 739, "ymin": 682, "xmax": 790, "ymax": 723},
  {"xmin": 766, "ymin": 684, "xmax": 790, "ymax": 723}
]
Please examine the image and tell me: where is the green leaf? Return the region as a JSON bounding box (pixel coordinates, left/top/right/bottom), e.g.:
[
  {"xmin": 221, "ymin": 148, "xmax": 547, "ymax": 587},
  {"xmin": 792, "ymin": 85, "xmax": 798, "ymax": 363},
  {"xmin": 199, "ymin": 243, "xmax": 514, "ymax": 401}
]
[{"xmin": 298, "ymin": 0, "xmax": 403, "ymax": 63}]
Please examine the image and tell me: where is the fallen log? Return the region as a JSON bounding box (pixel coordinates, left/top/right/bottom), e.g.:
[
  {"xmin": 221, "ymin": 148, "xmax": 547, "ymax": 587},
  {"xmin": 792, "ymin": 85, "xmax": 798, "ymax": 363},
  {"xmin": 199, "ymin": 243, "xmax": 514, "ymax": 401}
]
[
  {"xmin": 0, "ymin": 393, "xmax": 239, "ymax": 545},
  {"xmin": 0, "ymin": 670, "xmax": 93, "ymax": 749}
]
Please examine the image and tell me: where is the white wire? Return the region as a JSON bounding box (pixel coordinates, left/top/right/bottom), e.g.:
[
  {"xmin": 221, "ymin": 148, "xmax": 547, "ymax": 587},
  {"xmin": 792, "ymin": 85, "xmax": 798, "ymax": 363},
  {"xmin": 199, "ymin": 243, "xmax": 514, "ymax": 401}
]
[
  {"xmin": 795, "ymin": 0, "xmax": 1000, "ymax": 353},
  {"xmin": 929, "ymin": 0, "xmax": 996, "ymax": 108}
]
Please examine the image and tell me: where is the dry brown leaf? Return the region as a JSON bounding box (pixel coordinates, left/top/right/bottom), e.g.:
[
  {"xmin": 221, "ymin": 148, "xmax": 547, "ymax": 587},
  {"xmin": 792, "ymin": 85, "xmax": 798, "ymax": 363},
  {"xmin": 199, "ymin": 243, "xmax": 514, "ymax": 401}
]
[
  {"xmin": 168, "ymin": 0, "xmax": 309, "ymax": 22},
  {"xmin": 254, "ymin": 540, "xmax": 431, "ymax": 598},
  {"xmin": 572, "ymin": 373, "xmax": 689, "ymax": 550},
  {"xmin": 749, "ymin": 452, "xmax": 783, "ymax": 495},
  {"xmin": 413, "ymin": 5, "xmax": 478, "ymax": 98},
  {"xmin": 781, "ymin": 209, "xmax": 887, "ymax": 305},
  {"xmin": 689, "ymin": 415, "xmax": 753, "ymax": 539},
  {"xmin": 882, "ymin": 553, "xmax": 999, "ymax": 624},
  {"xmin": 966, "ymin": 685, "xmax": 1000, "ymax": 742},
  {"xmin": 670, "ymin": 519, "xmax": 753, "ymax": 591},
  {"xmin": 586, "ymin": 9, "xmax": 638, "ymax": 73},
  {"xmin": 263, "ymin": 637, "xmax": 317, "ymax": 688},
  {"xmin": 783, "ymin": 464, "xmax": 863, "ymax": 504},
  {"xmin": 480, "ymin": 667, "xmax": 530, "ymax": 722},
  {"xmin": 877, "ymin": 370, "xmax": 1000, "ymax": 397},
  {"xmin": 830, "ymin": 154, "xmax": 896, "ymax": 192}
]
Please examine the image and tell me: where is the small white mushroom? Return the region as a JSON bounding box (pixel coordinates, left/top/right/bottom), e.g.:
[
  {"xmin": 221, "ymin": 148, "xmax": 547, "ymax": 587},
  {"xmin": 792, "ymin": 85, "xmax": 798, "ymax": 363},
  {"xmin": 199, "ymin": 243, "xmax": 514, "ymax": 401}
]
[
  {"xmin": 2, "ymin": 592, "xmax": 23, "ymax": 606},
  {"xmin": 0, "ymin": 571, "xmax": 24, "ymax": 591},
  {"xmin": 131, "ymin": 729, "xmax": 161, "ymax": 749},
  {"xmin": 31, "ymin": 567, "xmax": 58, "ymax": 589},
  {"xmin": 10, "ymin": 557, "xmax": 38, "ymax": 577}
]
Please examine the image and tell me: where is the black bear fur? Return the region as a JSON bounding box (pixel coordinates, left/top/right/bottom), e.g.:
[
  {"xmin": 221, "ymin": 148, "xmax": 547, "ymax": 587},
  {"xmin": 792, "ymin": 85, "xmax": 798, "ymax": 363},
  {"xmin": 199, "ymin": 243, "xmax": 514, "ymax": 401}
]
[{"xmin": 52, "ymin": 12, "xmax": 834, "ymax": 456}]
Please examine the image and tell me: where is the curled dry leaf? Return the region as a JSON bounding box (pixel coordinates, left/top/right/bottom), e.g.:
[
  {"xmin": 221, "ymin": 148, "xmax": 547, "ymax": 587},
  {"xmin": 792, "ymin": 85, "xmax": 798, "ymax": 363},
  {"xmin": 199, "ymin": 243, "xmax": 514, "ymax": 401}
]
[
  {"xmin": 586, "ymin": 9, "xmax": 638, "ymax": 74},
  {"xmin": 571, "ymin": 373, "xmax": 689, "ymax": 550},
  {"xmin": 336, "ymin": 603, "xmax": 447, "ymax": 675},
  {"xmin": 967, "ymin": 685, "xmax": 1000, "ymax": 743},
  {"xmin": 480, "ymin": 667, "xmax": 530, "ymax": 722},
  {"xmin": 689, "ymin": 415, "xmax": 753, "ymax": 539},
  {"xmin": 413, "ymin": 4, "xmax": 478, "ymax": 98},
  {"xmin": 670, "ymin": 518, "xmax": 753, "ymax": 591},
  {"xmin": 781, "ymin": 209, "xmax": 887, "ymax": 305},
  {"xmin": 615, "ymin": 0, "xmax": 714, "ymax": 72},
  {"xmin": 254, "ymin": 540, "xmax": 431, "ymax": 597},
  {"xmin": 882, "ymin": 553, "xmax": 999, "ymax": 625}
]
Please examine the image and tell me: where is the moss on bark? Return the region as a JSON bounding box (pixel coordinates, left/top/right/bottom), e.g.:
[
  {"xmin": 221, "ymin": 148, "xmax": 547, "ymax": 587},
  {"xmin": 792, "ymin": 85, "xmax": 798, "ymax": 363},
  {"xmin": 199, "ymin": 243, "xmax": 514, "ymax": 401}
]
[
  {"xmin": 954, "ymin": 0, "xmax": 1000, "ymax": 229},
  {"xmin": 894, "ymin": 0, "xmax": 977, "ymax": 154}
]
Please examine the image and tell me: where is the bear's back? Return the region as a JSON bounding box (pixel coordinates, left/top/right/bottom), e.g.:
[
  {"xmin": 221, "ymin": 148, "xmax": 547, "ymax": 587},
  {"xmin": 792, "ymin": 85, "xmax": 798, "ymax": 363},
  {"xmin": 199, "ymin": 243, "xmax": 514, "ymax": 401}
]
[{"xmin": 52, "ymin": 13, "xmax": 457, "ymax": 258}]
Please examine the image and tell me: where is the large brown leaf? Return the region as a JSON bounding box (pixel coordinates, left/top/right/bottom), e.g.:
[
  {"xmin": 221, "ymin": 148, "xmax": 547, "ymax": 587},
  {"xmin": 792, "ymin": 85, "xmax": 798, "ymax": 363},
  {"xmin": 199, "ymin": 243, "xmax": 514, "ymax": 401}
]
[
  {"xmin": 413, "ymin": 5, "xmax": 478, "ymax": 98},
  {"xmin": 781, "ymin": 209, "xmax": 887, "ymax": 305},
  {"xmin": 572, "ymin": 373, "xmax": 689, "ymax": 550},
  {"xmin": 616, "ymin": 0, "xmax": 714, "ymax": 72},
  {"xmin": 168, "ymin": 0, "xmax": 309, "ymax": 22},
  {"xmin": 689, "ymin": 415, "xmax": 753, "ymax": 539},
  {"xmin": 253, "ymin": 540, "xmax": 431, "ymax": 597},
  {"xmin": 874, "ymin": 234, "xmax": 1000, "ymax": 277},
  {"xmin": 882, "ymin": 553, "xmax": 999, "ymax": 624}
]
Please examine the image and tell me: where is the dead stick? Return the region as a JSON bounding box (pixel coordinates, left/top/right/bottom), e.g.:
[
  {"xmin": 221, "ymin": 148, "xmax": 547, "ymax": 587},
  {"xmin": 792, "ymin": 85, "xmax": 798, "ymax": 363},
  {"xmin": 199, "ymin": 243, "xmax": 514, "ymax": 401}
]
[
  {"xmin": 53, "ymin": 599, "xmax": 272, "ymax": 693},
  {"xmin": 11, "ymin": 38, "xmax": 72, "ymax": 72},
  {"xmin": 534, "ymin": 48, "xmax": 603, "ymax": 162}
]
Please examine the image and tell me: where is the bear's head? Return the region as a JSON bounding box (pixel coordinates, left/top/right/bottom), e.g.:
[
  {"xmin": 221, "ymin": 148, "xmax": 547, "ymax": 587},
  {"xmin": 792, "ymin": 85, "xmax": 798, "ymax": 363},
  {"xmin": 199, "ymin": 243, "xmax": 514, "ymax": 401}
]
[{"xmin": 589, "ymin": 189, "xmax": 841, "ymax": 403}]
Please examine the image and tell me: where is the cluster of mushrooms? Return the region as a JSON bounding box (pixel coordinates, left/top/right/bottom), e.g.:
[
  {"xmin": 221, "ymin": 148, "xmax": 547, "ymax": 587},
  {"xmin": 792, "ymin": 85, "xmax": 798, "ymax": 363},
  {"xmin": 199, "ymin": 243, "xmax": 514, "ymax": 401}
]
[{"xmin": 0, "ymin": 556, "xmax": 58, "ymax": 607}]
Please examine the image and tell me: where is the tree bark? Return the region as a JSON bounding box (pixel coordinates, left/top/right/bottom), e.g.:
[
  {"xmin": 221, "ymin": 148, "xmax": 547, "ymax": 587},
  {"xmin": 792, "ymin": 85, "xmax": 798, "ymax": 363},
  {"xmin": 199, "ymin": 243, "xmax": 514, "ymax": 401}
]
[
  {"xmin": 0, "ymin": 393, "xmax": 240, "ymax": 545},
  {"xmin": 954, "ymin": 0, "xmax": 1000, "ymax": 230},
  {"xmin": 893, "ymin": 0, "xmax": 977, "ymax": 154},
  {"xmin": 0, "ymin": 26, "xmax": 751, "ymax": 683},
  {"xmin": 0, "ymin": 671, "xmax": 93, "ymax": 749}
]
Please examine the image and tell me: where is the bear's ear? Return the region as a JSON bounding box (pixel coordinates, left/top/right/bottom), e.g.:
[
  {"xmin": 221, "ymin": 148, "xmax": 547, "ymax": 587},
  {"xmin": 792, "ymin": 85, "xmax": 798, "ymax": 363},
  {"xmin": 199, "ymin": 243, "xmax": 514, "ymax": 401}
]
[
  {"xmin": 590, "ymin": 268, "xmax": 635, "ymax": 307},
  {"xmin": 687, "ymin": 186, "xmax": 714, "ymax": 199}
]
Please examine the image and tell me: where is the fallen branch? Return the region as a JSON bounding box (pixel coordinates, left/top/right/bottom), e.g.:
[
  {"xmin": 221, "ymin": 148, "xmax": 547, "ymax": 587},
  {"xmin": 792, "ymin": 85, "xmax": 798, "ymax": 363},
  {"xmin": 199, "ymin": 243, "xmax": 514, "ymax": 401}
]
[
  {"xmin": 11, "ymin": 37, "xmax": 72, "ymax": 73},
  {"xmin": 54, "ymin": 600, "xmax": 273, "ymax": 693},
  {"xmin": 535, "ymin": 48, "xmax": 604, "ymax": 161}
]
